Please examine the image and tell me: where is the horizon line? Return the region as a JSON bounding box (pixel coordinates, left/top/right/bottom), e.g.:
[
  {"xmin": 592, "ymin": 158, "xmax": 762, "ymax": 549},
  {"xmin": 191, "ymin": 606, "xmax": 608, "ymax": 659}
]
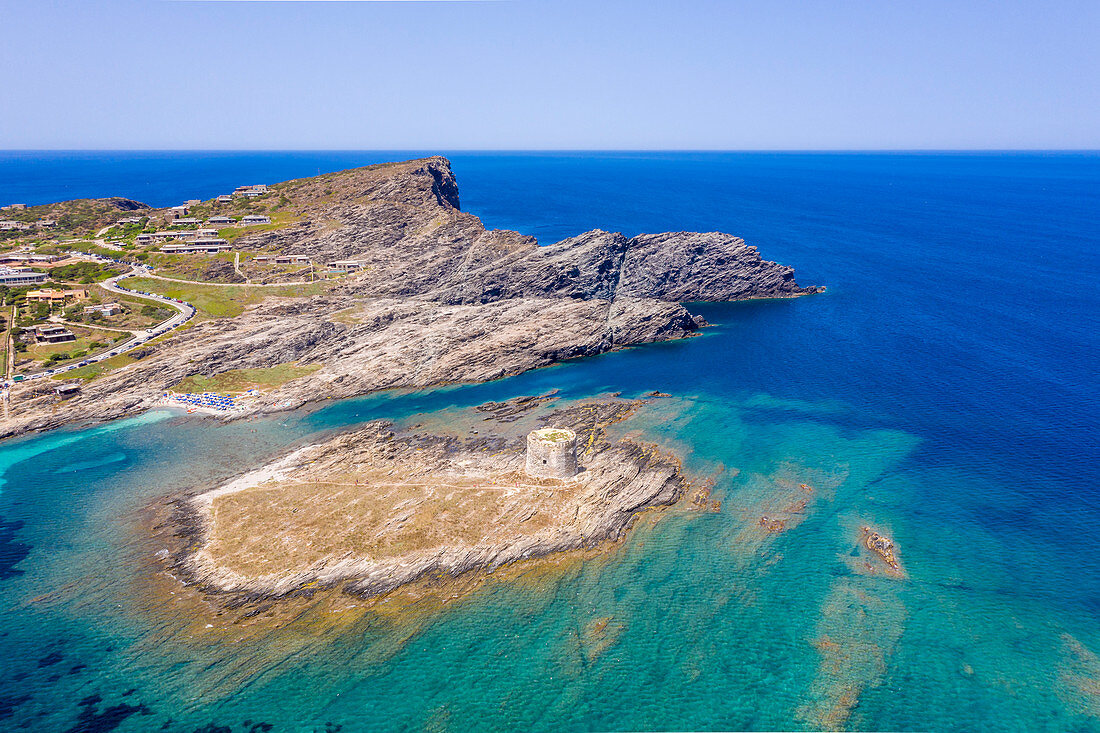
[{"xmin": 2, "ymin": 148, "xmax": 1099, "ymax": 154}]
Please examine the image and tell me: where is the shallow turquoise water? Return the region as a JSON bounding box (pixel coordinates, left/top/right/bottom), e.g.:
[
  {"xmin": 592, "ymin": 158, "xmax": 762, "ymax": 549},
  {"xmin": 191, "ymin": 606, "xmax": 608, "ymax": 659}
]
[{"xmin": 0, "ymin": 152, "xmax": 1097, "ymax": 731}]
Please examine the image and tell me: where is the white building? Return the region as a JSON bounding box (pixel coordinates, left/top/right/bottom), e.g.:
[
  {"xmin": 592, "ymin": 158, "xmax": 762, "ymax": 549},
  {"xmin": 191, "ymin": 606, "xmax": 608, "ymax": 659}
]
[
  {"xmin": 172, "ymin": 229, "xmax": 219, "ymax": 242},
  {"xmin": 273, "ymin": 255, "xmax": 310, "ymax": 265},
  {"xmin": 138, "ymin": 231, "xmax": 182, "ymax": 244},
  {"xmin": 329, "ymin": 260, "xmax": 364, "ymax": 272},
  {"xmin": 0, "ymin": 267, "xmax": 47, "ymax": 285},
  {"xmin": 160, "ymin": 239, "xmax": 231, "ymax": 254},
  {"xmin": 35, "ymin": 324, "xmax": 76, "ymax": 344},
  {"xmin": 84, "ymin": 302, "xmax": 122, "ymax": 316},
  {"xmin": 240, "ymin": 214, "xmax": 271, "ymax": 225},
  {"xmin": 234, "ymin": 184, "xmax": 268, "ymax": 197}
]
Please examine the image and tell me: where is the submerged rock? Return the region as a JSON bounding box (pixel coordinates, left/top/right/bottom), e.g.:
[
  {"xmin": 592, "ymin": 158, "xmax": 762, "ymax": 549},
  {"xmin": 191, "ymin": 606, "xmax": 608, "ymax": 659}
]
[{"xmin": 862, "ymin": 526, "xmax": 902, "ymax": 571}]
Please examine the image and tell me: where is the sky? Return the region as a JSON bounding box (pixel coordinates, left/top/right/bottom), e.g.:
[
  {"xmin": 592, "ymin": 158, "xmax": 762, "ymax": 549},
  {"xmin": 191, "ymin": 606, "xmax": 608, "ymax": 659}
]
[{"xmin": 0, "ymin": 0, "xmax": 1098, "ymax": 150}]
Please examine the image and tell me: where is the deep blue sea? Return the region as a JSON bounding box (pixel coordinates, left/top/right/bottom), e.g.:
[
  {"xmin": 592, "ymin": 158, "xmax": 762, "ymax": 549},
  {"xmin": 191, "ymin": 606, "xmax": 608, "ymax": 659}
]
[{"xmin": 0, "ymin": 151, "xmax": 1098, "ymax": 731}]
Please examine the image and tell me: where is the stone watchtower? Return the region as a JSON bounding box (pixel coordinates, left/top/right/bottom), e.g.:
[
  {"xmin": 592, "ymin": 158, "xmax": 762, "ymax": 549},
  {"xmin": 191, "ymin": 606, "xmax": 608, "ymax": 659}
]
[{"xmin": 525, "ymin": 428, "xmax": 578, "ymax": 479}]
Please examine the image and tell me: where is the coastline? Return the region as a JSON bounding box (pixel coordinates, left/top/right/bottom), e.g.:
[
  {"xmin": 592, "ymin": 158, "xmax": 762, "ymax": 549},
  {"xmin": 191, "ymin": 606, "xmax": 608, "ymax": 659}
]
[{"xmin": 0, "ymin": 157, "xmax": 822, "ymax": 445}]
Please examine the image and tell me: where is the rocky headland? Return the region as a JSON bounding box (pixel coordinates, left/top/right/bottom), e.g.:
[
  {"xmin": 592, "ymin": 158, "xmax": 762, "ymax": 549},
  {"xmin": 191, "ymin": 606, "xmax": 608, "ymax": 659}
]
[{"xmin": 1, "ymin": 156, "xmax": 821, "ymax": 440}]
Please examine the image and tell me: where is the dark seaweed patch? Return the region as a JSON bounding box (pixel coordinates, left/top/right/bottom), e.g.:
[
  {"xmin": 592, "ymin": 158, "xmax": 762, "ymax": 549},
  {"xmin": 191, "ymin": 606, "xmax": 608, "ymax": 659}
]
[
  {"xmin": 0, "ymin": 694, "xmax": 31, "ymax": 720},
  {"xmin": 37, "ymin": 652, "xmax": 63, "ymax": 668},
  {"xmin": 0, "ymin": 517, "xmax": 31, "ymax": 581},
  {"xmin": 65, "ymin": 694, "xmax": 150, "ymax": 733},
  {"xmin": 69, "ymin": 664, "xmax": 86, "ymax": 675}
]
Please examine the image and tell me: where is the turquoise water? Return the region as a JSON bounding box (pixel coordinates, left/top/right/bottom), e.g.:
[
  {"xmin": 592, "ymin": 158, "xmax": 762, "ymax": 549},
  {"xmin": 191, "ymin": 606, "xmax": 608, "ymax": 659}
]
[{"xmin": 0, "ymin": 152, "xmax": 1098, "ymax": 731}]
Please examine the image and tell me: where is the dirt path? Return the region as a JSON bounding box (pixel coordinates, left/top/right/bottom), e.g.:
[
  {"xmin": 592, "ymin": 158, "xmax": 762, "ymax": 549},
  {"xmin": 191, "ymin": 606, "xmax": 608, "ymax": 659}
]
[
  {"xmin": 4, "ymin": 305, "xmax": 13, "ymax": 380},
  {"xmin": 233, "ymin": 252, "xmax": 251, "ymax": 284},
  {"xmin": 48, "ymin": 317, "xmax": 138, "ymax": 335},
  {"xmin": 140, "ymin": 272, "xmax": 315, "ymax": 288}
]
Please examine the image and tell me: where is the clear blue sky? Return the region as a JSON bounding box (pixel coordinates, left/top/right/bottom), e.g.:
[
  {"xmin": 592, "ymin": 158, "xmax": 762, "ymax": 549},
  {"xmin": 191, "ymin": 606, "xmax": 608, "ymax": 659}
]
[{"xmin": 1, "ymin": 0, "xmax": 1097, "ymax": 150}]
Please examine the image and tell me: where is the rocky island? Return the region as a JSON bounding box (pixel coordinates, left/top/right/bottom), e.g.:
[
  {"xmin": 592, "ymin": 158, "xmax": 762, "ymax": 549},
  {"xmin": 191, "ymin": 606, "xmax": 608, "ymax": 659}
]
[
  {"xmin": 167, "ymin": 396, "xmax": 689, "ymax": 605},
  {"xmin": 0, "ymin": 156, "xmax": 820, "ymax": 440}
]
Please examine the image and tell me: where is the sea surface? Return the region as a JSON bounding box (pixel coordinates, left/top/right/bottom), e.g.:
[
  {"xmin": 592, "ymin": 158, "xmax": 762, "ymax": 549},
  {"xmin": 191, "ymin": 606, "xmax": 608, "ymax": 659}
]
[{"xmin": 0, "ymin": 151, "xmax": 1098, "ymax": 731}]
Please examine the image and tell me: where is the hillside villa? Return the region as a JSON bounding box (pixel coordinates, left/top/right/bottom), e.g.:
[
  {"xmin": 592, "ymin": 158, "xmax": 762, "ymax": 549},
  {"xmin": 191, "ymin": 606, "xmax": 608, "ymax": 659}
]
[
  {"xmin": 25, "ymin": 288, "xmax": 88, "ymax": 305},
  {"xmin": 329, "ymin": 260, "xmax": 364, "ymax": 272},
  {"xmin": 254, "ymin": 254, "xmax": 310, "ymax": 265},
  {"xmin": 138, "ymin": 229, "xmax": 219, "ymax": 244},
  {"xmin": 234, "ymin": 185, "xmax": 268, "ymax": 197},
  {"xmin": 84, "ymin": 302, "xmax": 122, "ymax": 316},
  {"xmin": 160, "ymin": 239, "xmax": 231, "ymax": 254},
  {"xmin": 34, "ymin": 324, "xmax": 76, "ymax": 344}
]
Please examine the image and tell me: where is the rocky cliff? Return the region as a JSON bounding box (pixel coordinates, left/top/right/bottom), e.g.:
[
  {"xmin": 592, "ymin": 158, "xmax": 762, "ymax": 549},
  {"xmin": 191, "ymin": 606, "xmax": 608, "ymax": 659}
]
[{"xmin": 240, "ymin": 157, "xmax": 818, "ymax": 304}]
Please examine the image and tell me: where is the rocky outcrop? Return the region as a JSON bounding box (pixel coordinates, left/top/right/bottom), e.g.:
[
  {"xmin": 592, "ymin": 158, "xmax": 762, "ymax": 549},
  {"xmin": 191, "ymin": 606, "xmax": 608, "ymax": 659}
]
[
  {"xmin": 104, "ymin": 197, "xmax": 148, "ymax": 212},
  {"xmin": 1, "ymin": 156, "xmax": 821, "ymax": 440},
  {"xmin": 0, "ymin": 294, "xmax": 704, "ymax": 439}
]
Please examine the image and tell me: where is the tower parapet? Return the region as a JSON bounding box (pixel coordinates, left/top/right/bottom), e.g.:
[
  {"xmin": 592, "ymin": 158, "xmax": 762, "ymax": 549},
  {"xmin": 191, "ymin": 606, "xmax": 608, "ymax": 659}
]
[{"xmin": 525, "ymin": 428, "xmax": 578, "ymax": 479}]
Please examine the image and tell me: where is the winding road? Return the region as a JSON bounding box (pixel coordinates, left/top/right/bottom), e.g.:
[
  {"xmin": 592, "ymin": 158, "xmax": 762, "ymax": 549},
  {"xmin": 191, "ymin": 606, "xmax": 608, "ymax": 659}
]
[
  {"xmin": 7, "ymin": 250, "xmax": 321, "ymax": 385},
  {"xmin": 8, "ymin": 258, "xmax": 196, "ymax": 384}
]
